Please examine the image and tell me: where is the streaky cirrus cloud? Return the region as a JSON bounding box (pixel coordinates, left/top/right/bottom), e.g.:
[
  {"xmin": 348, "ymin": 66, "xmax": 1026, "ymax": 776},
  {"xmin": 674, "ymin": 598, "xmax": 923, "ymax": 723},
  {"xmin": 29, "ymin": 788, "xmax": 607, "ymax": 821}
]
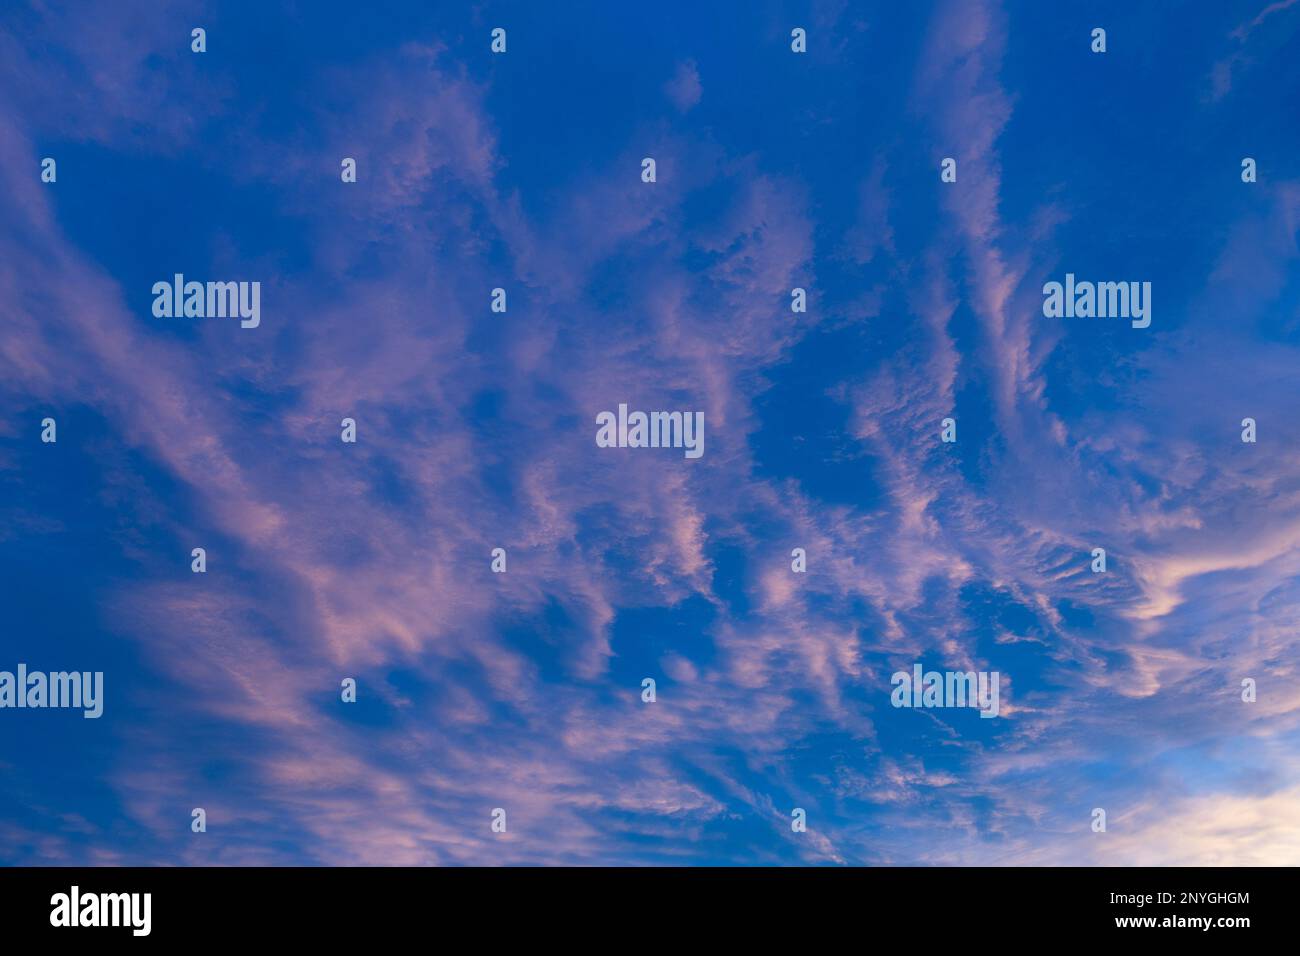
[{"xmin": 1, "ymin": 0, "xmax": 1298, "ymax": 866}]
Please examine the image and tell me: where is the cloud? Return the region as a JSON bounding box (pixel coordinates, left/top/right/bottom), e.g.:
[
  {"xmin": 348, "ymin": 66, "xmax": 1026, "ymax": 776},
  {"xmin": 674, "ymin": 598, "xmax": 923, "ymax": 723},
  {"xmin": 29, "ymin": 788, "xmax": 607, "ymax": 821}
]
[
  {"xmin": 664, "ymin": 60, "xmax": 702, "ymax": 112},
  {"xmin": 3, "ymin": 0, "xmax": 1299, "ymax": 868}
]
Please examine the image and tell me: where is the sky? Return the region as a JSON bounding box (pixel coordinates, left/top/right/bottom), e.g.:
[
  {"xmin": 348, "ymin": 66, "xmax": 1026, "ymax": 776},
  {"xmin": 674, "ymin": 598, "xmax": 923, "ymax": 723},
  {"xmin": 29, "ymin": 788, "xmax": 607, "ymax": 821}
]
[{"xmin": 1, "ymin": 0, "xmax": 1299, "ymax": 866}]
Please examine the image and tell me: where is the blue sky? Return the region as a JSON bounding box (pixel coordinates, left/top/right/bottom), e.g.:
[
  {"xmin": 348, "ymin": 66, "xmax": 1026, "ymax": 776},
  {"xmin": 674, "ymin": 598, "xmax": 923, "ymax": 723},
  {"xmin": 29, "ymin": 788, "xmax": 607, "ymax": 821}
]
[{"xmin": 2, "ymin": 0, "xmax": 1299, "ymax": 865}]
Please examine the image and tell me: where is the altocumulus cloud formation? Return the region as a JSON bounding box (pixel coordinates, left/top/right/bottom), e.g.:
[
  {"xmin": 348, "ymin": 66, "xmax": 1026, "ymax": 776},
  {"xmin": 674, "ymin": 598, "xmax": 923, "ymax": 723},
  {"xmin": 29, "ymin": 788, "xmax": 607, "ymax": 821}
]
[{"xmin": 1, "ymin": 0, "xmax": 1299, "ymax": 866}]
